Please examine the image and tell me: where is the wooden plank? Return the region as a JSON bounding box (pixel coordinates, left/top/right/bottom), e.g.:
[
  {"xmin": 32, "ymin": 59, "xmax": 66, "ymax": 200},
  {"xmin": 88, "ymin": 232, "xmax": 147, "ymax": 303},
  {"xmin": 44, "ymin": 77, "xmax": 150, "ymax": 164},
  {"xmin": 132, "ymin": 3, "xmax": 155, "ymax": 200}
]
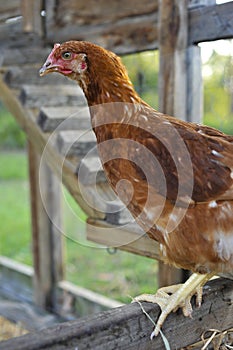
[
  {"xmin": 105, "ymin": 201, "xmax": 134, "ymax": 225},
  {"xmin": 51, "ymin": 0, "xmax": 158, "ymax": 26},
  {"xmin": 57, "ymin": 130, "xmax": 97, "ymax": 157},
  {"xmin": 57, "ymin": 281, "xmax": 123, "ymax": 316},
  {"xmin": 0, "ymin": 48, "xmax": 52, "ymax": 66},
  {"xmin": 158, "ymin": 0, "xmax": 194, "ymax": 284},
  {"xmin": 45, "ymin": 13, "xmax": 159, "ymax": 55},
  {"xmin": 0, "ymin": 78, "xmax": 105, "ymax": 219},
  {"xmin": 0, "ymin": 19, "xmax": 42, "ymax": 49},
  {"xmin": 158, "ymin": 0, "xmax": 188, "ymax": 120},
  {"xmin": 2, "ymin": 65, "xmax": 75, "ymax": 87},
  {"xmin": 37, "ymin": 106, "xmax": 90, "ymax": 132},
  {"xmin": 0, "ymin": 2, "xmax": 232, "ymax": 57},
  {"xmin": 28, "ymin": 142, "xmax": 64, "ymax": 309},
  {"xmin": 0, "ymin": 0, "xmax": 20, "ymax": 23},
  {"xmin": 0, "ymin": 256, "xmax": 122, "ymax": 315},
  {"xmin": 43, "ymin": 1, "xmax": 233, "ymax": 55},
  {"xmin": 188, "ymin": 2, "xmax": 233, "ymax": 44},
  {"xmin": 45, "ymin": 0, "xmax": 159, "ymax": 54},
  {"xmin": 0, "ymin": 256, "xmax": 33, "ymax": 303},
  {"xmin": 1, "ymin": 278, "xmax": 233, "ymax": 350},
  {"xmin": 86, "ymin": 218, "xmax": 161, "ymax": 260},
  {"xmin": 76, "ymin": 156, "xmax": 106, "ymax": 185},
  {"xmin": 21, "ymin": 0, "xmax": 35, "ymax": 33},
  {"xmin": 20, "ymin": 84, "xmax": 86, "ymax": 108}
]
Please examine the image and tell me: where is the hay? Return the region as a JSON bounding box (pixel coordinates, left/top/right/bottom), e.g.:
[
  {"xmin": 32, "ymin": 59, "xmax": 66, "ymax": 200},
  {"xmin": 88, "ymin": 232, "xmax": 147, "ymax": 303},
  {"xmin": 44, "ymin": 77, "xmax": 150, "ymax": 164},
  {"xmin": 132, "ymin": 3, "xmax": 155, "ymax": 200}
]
[{"xmin": 0, "ymin": 316, "xmax": 28, "ymax": 341}]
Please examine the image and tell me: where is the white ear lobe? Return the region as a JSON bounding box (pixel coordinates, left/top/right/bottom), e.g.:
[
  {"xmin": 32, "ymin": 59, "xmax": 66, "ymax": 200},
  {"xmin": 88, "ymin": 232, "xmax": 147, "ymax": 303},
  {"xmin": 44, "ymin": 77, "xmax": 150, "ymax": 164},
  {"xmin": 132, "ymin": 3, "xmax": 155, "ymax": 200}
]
[{"xmin": 77, "ymin": 53, "xmax": 88, "ymax": 73}]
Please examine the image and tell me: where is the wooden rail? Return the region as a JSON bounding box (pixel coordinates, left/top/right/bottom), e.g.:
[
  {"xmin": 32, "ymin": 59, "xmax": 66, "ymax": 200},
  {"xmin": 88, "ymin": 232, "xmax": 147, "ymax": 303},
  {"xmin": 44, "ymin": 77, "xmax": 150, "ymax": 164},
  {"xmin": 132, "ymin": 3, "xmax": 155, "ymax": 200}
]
[
  {"xmin": 0, "ymin": 278, "xmax": 233, "ymax": 350},
  {"xmin": 1, "ymin": 1, "xmax": 233, "ymax": 55}
]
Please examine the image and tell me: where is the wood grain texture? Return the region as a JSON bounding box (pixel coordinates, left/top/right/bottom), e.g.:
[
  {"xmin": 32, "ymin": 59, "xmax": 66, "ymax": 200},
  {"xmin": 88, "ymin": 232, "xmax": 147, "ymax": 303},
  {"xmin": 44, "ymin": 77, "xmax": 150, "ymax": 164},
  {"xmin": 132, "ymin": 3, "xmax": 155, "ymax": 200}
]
[
  {"xmin": 1, "ymin": 278, "xmax": 232, "ymax": 350},
  {"xmin": 158, "ymin": 0, "xmax": 188, "ymax": 119},
  {"xmin": 0, "ymin": 2, "xmax": 232, "ymax": 56},
  {"xmin": 188, "ymin": 1, "xmax": 233, "ymax": 44},
  {"xmin": 86, "ymin": 218, "xmax": 160, "ymax": 260},
  {"xmin": 3, "ymin": 65, "xmax": 75, "ymax": 87},
  {"xmin": 28, "ymin": 142, "xmax": 64, "ymax": 309},
  {"xmin": 0, "ymin": 0, "xmax": 20, "ymax": 24},
  {"xmin": 45, "ymin": 0, "xmax": 159, "ymax": 54},
  {"xmin": 37, "ymin": 106, "xmax": 90, "ymax": 132},
  {"xmin": 0, "ymin": 256, "xmax": 121, "ymax": 321},
  {"xmin": 57, "ymin": 130, "xmax": 97, "ymax": 157},
  {"xmin": 20, "ymin": 85, "xmax": 85, "ymax": 108}
]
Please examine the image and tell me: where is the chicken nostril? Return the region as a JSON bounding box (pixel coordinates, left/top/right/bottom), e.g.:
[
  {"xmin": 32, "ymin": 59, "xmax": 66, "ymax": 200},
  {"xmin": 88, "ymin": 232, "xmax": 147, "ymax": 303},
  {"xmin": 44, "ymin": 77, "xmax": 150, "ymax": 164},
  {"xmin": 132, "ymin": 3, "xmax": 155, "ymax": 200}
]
[{"xmin": 45, "ymin": 61, "xmax": 51, "ymax": 67}]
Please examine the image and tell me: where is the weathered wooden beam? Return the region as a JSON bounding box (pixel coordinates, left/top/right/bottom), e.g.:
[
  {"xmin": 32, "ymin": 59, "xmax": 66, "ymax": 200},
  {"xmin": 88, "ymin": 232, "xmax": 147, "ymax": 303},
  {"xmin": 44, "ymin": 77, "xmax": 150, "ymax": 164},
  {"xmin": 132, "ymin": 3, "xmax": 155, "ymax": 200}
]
[
  {"xmin": 44, "ymin": 0, "xmax": 159, "ymax": 55},
  {"xmin": 0, "ymin": 1, "xmax": 232, "ymax": 57},
  {"xmin": 37, "ymin": 106, "xmax": 90, "ymax": 132},
  {"xmin": 158, "ymin": 0, "xmax": 188, "ymax": 119},
  {"xmin": 20, "ymin": 84, "xmax": 85, "ymax": 108},
  {"xmin": 86, "ymin": 218, "xmax": 161, "ymax": 260},
  {"xmin": 57, "ymin": 280, "xmax": 123, "ymax": 316},
  {"xmin": 0, "ymin": 48, "xmax": 52, "ymax": 66},
  {"xmin": 0, "ymin": 256, "xmax": 121, "ymax": 320},
  {"xmin": 0, "ymin": 256, "xmax": 33, "ymax": 303},
  {"xmin": 57, "ymin": 130, "xmax": 97, "ymax": 157},
  {"xmin": 0, "ymin": 1, "xmax": 20, "ymax": 24},
  {"xmin": 28, "ymin": 142, "xmax": 64, "ymax": 309},
  {"xmin": 76, "ymin": 156, "xmax": 106, "ymax": 185},
  {"xmin": 158, "ymin": 0, "xmax": 190, "ymax": 285},
  {"xmin": 21, "ymin": 0, "xmax": 35, "ymax": 33},
  {"xmin": 1, "ymin": 278, "xmax": 233, "ymax": 350},
  {"xmin": 188, "ymin": 1, "xmax": 233, "ymax": 44},
  {"xmin": 2, "ymin": 65, "xmax": 74, "ymax": 88}
]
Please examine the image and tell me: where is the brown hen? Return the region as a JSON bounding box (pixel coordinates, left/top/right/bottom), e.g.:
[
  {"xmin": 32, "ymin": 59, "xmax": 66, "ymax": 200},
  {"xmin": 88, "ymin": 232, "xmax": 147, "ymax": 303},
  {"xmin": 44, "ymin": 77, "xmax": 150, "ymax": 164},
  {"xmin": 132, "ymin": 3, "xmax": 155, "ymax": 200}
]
[{"xmin": 40, "ymin": 41, "xmax": 233, "ymax": 337}]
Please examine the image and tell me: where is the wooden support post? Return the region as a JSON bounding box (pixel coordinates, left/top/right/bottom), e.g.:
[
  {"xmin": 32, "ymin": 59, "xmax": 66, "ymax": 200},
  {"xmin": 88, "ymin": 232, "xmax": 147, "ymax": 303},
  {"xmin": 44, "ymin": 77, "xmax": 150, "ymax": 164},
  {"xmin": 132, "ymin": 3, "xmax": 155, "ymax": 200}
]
[
  {"xmin": 28, "ymin": 141, "xmax": 64, "ymax": 311},
  {"xmin": 158, "ymin": 0, "xmax": 189, "ymax": 286},
  {"xmin": 20, "ymin": 0, "xmax": 43, "ymax": 36},
  {"xmin": 157, "ymin": 0, "xmax": 203, "ymax": 286},
  {"xmin": 158, "ymin": 0, "xmax": 188, "ymax": 120}
]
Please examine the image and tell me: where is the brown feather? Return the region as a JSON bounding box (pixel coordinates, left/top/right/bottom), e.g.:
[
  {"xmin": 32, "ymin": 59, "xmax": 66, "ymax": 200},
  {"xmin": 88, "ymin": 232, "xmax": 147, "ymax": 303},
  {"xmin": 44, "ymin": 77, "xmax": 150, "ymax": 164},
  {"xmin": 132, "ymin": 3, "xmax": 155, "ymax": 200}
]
[{"xmin": 40, "ymin": 41, "xmax": 233, "ymax": 275}]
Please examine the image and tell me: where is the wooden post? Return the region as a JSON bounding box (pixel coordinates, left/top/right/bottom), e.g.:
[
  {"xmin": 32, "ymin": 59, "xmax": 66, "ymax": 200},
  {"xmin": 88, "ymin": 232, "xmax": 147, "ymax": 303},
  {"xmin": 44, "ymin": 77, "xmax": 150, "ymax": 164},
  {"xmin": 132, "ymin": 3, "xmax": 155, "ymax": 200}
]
[
  {"xmin": 20, "ymin": 0, "xmax": 43, "ymax": 36},
  {"xmin": 157, "ymin": 0, "xmax": 204, "ymax": 286},
  {"xmin": 158, "ymin": 0, "xmax": 188, "ymax": 120},
  {"xmin": 28, "ymin": 141, "xmax": 64, "ymax": 311},
  {"xmin": 158, "ymin": 0, "xmax": 188, "ymax": 286}
]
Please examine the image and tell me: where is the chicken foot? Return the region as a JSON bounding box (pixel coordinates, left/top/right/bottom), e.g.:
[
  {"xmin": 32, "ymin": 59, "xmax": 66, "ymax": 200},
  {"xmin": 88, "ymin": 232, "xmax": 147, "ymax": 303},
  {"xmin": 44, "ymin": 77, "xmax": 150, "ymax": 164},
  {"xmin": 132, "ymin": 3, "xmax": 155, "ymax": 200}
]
[{"xmin": 133, "ymin": 272, "xmax": 215, "ymax": 338}]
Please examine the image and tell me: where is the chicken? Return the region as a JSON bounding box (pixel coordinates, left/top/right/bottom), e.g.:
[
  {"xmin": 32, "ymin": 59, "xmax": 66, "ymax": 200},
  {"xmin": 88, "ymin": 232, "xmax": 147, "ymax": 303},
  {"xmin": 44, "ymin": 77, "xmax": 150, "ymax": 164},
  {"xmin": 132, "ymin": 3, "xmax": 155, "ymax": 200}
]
[{"xmin": 40, "ymin": 41, "xmax": 233, "ymax": 337}]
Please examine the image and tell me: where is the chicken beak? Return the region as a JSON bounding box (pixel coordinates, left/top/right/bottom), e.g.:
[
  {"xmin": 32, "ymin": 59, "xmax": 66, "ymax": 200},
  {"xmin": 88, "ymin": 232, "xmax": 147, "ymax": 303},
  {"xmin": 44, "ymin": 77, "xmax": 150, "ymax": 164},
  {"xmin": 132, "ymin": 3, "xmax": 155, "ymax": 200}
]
[
  {"xmin": 39, "ymin": 64, "xmax": 48, "ymax": 76},
  {"xmin": 39, "ymin": 61, "xmax": 57, "ymax": 76}
]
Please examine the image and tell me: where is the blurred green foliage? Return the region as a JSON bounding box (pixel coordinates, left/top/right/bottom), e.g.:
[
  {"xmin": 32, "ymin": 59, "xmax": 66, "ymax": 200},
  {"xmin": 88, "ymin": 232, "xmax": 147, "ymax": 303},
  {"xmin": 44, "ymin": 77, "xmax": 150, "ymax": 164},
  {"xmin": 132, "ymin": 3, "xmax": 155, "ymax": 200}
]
[
  {"xmin": 203, "ymin": 51, "xmax": 233, "ymax": 134},
  {"xmin": 122, "ymin": 51, "xmax": 159, "ymax": 108},
  {"xmin": 0, "ymin": 105, "xmax": 26, "ymax": 149}
]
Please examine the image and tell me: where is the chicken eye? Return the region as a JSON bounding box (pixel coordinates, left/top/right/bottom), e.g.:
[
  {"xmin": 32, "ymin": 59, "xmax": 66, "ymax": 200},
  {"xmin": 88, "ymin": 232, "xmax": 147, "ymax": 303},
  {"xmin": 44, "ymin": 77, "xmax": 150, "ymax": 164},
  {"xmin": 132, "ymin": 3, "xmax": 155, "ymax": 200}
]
[{"xmin": 62, "ymin": 52, "xmax": 72, "ymax": 60}]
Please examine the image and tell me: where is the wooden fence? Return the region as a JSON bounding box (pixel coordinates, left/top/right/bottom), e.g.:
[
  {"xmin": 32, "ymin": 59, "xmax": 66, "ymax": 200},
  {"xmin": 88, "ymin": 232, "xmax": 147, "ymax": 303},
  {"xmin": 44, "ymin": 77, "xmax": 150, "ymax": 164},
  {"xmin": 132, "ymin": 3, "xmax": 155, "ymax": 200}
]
[{"xmin": 0, "ymin": 0, "xmax": 233, "ymax": 348}]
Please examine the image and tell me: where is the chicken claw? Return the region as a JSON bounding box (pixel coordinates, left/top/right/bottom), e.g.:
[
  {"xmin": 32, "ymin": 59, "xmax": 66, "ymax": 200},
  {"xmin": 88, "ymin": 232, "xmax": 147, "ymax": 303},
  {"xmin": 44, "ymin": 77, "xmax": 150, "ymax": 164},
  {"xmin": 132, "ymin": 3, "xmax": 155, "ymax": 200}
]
[{"xmin": 133, "ymin": 272, "xmax": 215, "ymax": 338}]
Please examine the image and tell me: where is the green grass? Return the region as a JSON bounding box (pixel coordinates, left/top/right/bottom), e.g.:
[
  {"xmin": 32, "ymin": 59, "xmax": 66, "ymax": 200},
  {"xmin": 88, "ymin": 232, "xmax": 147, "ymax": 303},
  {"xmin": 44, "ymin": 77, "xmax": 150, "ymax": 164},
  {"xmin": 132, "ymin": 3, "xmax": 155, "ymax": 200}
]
[
  {"xmin": 0, "ymin": 108, "xmax": 26, "ymax": 149},
  {"xmin": 66, "ymin": 241, "xmax": 157, "ymax": 303},
  {"xmin": 0, "ymin": 152, "xmax": 32, "ymax": 264},
  {"xmin": 0, "ymin": 151, "xmax": 158, "ymax": 303},
  {"xmin": 0, "ymin": 151, "xmax": 28, "ymax": 180}
]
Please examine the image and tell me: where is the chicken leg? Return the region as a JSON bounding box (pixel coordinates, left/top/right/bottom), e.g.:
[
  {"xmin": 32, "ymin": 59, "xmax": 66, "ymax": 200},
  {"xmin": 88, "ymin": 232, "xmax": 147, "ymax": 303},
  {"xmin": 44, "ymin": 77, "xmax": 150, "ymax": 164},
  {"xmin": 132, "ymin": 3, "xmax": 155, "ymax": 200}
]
[{"xmin": 134, "ymin": 272, "xmax": 215, "ymax": 338}]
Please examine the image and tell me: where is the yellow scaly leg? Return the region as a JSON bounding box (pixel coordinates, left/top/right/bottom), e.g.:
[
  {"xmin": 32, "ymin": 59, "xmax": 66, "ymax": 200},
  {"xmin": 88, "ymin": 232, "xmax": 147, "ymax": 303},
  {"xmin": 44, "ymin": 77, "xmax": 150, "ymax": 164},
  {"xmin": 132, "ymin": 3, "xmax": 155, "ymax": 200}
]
[{"xmin": 134, "ymin": 272, "xmax": 215, "ymax": 338}]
